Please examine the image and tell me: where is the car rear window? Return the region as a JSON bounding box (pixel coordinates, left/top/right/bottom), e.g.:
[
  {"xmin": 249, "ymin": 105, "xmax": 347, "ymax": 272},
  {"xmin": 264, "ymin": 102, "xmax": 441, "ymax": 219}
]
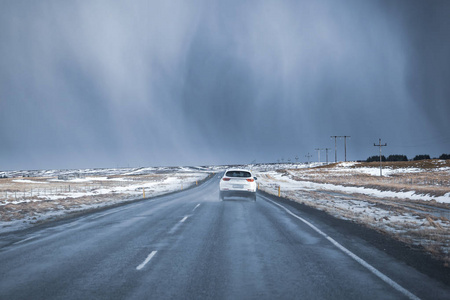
[{"xmin": 225, "ymin": 171, "xmax": 252, "ymax": 178}]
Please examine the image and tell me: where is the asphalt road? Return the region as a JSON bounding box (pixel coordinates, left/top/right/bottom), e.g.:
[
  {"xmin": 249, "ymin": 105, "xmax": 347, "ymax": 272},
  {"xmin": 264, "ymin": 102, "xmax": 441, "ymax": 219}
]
[{"xmin": 0, "ymin": 174, "xmax": 448, "ymax": 299}]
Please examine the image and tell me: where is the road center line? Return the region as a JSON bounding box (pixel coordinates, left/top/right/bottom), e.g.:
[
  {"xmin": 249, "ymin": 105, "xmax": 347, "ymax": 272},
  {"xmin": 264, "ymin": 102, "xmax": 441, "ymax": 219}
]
[
  {"xmin": 168, "ymin": 215, "xmax": 190, "ymax": 234},
  {"xmin": 193, "ymin": 203, "xmax": 201, "ymax": 211},
  {"xmin": 136, "ymin": 251, "xmax": 157, "ymax": 270},
  {"xmin": 262, "ymin": 195, "xmax": 420, "ymax": 300}
]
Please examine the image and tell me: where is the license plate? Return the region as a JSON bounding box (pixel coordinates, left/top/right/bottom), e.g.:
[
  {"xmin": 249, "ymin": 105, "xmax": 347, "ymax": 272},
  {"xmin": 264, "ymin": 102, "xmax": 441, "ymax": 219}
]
[{"xmin": 232, "ymin": 184, "xmax": 244, "ymax": 189}]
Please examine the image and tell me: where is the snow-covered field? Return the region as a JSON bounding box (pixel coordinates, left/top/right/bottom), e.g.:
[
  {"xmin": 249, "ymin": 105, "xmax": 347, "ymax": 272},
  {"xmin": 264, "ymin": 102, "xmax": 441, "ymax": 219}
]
[
  {"xmin": 0, "ymin": 166, "xmax": 215, "ymax": 233},
  {"xmin": 255, "ymin": 160, "xmax": 450, "ymax": 264},
  {"xmin": 1, "ymin": 161, "xmax": 449, "ymax": 264}
]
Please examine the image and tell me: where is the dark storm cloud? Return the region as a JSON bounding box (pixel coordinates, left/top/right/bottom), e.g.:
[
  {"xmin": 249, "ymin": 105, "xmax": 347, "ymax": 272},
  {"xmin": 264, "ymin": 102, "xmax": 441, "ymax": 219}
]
[
  {"xmin": 396, "ymin": 0, "xmax": 450, "ymax": 130},
  {"xmin": 0, "ymin": 0, "xmax": 449, "ymax": 170}
]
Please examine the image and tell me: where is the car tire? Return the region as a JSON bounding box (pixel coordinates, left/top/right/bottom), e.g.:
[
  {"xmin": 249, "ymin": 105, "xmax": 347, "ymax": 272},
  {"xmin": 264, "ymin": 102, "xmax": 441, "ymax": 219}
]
[
  {"xmin": 219, "ymin": 192, "xmax": 225, "ymax": 201},
  {"xmin": 252, "ymin": 194, "xmax": 256, "ymax": 201}
]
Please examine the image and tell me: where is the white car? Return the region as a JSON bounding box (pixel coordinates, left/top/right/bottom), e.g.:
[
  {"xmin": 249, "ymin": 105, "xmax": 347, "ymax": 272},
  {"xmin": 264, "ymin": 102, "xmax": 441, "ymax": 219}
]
[{"xmin": 219, "ymin": 169, "xmax": 257, "ymax": 201}]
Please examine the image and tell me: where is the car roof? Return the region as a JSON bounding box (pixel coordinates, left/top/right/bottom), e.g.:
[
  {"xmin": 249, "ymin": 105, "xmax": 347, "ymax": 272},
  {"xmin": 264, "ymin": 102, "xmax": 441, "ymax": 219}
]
[{"xmin": 225, "ymin": 168, "xmax": 252, "ymax": 173}]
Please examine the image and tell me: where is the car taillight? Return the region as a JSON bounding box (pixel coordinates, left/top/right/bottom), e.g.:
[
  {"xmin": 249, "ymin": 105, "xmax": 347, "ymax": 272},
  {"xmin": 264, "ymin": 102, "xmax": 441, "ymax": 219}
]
[
  {"xmin": 222, "ymin": 178, "xmax": 230, "ymax": 181},
  {"xmin": 246, "ymin": 179, "xmax": 254, "ymax": 182}
]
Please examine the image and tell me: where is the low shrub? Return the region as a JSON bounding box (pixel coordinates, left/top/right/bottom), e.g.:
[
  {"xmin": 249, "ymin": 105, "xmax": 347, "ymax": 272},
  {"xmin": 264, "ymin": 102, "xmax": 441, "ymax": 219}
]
[
  {"xmin": 367, "ymin": 155, "xmax": 386, "ymax": 162},
  {"xmin": 413, "ymin": 154, "xmax": 431, "ymax": 161},
  {"xmin": 387, "ymin": 154, "xmax": 408, "ymax": 162},
  {"xmin": 439, "ymin": 153, "xmax": 450, "ymax": 160}
]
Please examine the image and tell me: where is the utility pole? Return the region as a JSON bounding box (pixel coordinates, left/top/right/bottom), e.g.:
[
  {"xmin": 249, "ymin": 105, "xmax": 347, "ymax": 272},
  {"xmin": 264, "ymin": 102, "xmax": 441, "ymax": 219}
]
[
  {"xmin": 305, "ymin": 153, "xmax": 312, "ymax": 165},
  {"xmin": 315, "ymin": 148, "xmax": 325, "ymax": 163},
  {"xmin": 325, "ymin": 148, "xmax": 331, "ymax": 164},
  {"xmin": 374, "ymin": 138, "xmax": 387, "ymax": 176},
  {"xmin": 331, "ymin": 136, "xmax": 351, "ymax": 162},
  {"xmin": 331, "ymin": 136, "xmax": 338, "ymax": 162}
]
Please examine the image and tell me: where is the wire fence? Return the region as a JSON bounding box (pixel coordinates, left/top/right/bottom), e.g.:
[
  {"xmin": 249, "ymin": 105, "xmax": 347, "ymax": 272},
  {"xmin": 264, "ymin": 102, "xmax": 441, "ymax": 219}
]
[
  {"xmin": 1, "ymin": 184, "xmax": 102, "ymax": 202},
  {"xmin": 0, "ymin": 180, "xmax": 137, "ymax": 202}
]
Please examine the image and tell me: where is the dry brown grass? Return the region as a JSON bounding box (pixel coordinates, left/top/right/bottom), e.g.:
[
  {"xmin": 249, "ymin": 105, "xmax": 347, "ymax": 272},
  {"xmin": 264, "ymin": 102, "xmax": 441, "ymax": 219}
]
[
  {"xmin": 0, "ymin": 193, "xmax": 131, "ymax": 222},
  {"xmin": 283, "ymin": 159, "xmax": 450, "ymax": 200},
  {"xmin": 0, "ymin": 174, "xmax": 171, "ymax": 201},
  {"xmin": 0, "ymin": 173, "xmax": 174, "ymax": 224},
  {"xmin": 359, "ymin": 159, "xmax": 450, "ymax": 170}
]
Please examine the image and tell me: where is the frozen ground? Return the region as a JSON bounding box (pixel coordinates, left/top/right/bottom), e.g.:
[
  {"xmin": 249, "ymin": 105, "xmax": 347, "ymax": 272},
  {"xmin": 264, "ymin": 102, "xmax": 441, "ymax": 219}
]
[
  {"xmin": 255, "ymin": 160, "xmax": 450, "ymax": 265},
  {"xmin": 2, "ymin": 161, "xmax": 449, "ymax": 264},
  {"xmin": 0, "ymin": 166, "xmax": 214, "ymax": 233}
]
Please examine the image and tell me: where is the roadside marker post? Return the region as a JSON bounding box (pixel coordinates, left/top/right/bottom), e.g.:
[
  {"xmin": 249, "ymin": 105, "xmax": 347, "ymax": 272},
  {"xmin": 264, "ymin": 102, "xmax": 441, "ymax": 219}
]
[
  {"xmin": 278, "ymin": 186, "xmax": 281, "ymax": 197},
  {"xmin": 143, "ymin": 188, "xmax": 145, "ymax": 198}
]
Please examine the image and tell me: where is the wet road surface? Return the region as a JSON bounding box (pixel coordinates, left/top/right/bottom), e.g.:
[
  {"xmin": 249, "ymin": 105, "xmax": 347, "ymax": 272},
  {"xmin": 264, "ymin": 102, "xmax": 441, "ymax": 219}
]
[{"xmin": 0, "ymin": 174, "xmax": 448, "ymax": 299}]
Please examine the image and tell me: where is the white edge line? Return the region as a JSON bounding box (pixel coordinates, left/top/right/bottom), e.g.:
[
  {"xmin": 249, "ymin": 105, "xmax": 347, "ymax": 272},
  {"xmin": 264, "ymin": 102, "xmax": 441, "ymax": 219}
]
[
  {"xmin": 91, "ymin": 211, "xmax": 115, "ymax": 220},
  {"xmin": 13, "ymin": 235, "xmax": 39, "ymax": 245},
  {"xmin": 261, "ymin": 195, "xmax": 420, "ymax": 300},
  {"xmin": 136, "ymin": 251, "xmax": 157, "ymax": 270}
]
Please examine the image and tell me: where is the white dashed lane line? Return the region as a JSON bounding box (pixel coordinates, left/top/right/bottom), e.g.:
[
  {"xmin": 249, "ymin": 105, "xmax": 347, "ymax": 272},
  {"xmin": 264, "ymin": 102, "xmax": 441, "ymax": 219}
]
[
  {"xmin": 138, "ymin": 209, "xmax": 197, "ymax": 271},
  {"xmin": 136, "ymin": 251, "xmax": 158, "ymax": 270},
  {"xmin": 193, "ymin": 203, "xmax": 201, "ymax": 211},
  {"xmin": 168, "ymin": 215, "xmax": 190, "ymax": 234}
]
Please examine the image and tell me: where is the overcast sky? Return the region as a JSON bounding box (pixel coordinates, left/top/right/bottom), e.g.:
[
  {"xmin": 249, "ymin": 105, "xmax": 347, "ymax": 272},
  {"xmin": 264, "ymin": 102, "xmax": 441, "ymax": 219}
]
[{"xmin": 1, "ymin": 0, "xmax": 449, "ymax": 170}]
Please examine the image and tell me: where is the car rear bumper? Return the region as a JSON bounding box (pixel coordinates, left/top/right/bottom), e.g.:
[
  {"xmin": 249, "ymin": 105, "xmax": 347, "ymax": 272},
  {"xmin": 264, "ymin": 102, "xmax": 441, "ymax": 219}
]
[{"xmin": 220, "ymin": 190, "xmax": 256, "ymax": 198}]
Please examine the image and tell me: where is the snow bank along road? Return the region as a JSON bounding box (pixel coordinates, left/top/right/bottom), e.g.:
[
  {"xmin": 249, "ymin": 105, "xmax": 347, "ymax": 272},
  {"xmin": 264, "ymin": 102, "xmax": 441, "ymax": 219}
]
[{"xmin": 0, "ymin": 174, "xmax": 448, "ymax": 299}]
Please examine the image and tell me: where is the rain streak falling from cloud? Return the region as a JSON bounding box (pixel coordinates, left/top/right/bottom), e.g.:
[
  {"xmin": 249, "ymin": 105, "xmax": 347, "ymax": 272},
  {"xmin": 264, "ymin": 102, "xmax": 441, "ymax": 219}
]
[{"xmin": 0, "ymin": 0, "xmax": 449, "ymax": 170}]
